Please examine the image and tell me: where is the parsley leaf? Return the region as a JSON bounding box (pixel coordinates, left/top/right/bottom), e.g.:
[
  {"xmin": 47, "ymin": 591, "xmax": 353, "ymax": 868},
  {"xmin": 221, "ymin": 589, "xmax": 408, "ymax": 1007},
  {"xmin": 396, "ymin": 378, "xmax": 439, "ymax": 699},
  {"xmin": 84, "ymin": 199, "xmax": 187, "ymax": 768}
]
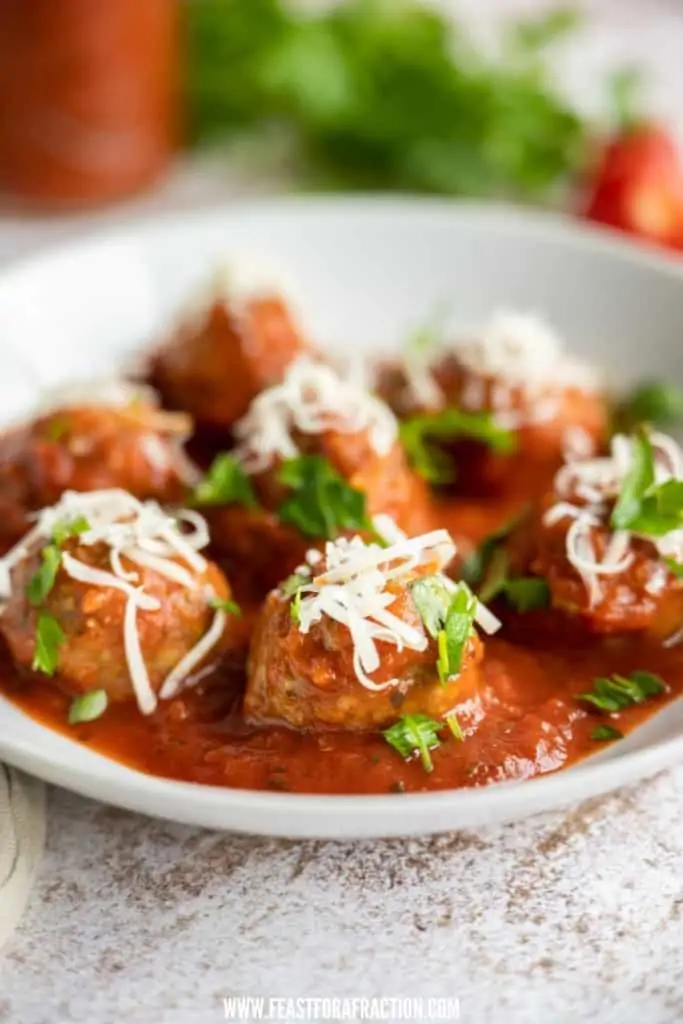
[
  {"xmin": 611, "ymin": 429, "xmax": 655, "ymax": 530},
  {"xmin": 409, "ymin": 577, "xmax": 478, "ymax": 683},
  {"xmin": 277, "ymin": 455, "xmax": 370, "ymax": 539},
  {"xmin": 577, "ymin": 671, "xmax": 666, "ymax": 713},
  {"xmin": 382, "ymin": 714, "xmax": 445, "ymax": 773},
  {"xmin": 475, "ymin": 546, "xmax": 548, "ymax": 611},
  {"xmin": 501, "ymin": 577, "xmax": 550, "ymax": 612},
  {"xmin": 290, "ymin": 587, "xmax": 303, "ymax": 624},
  {"xmin": 208, "ymin": 596, "xmax": 242, "ymax": 616},
  {"xmin": 446, "ymin": 713, "xmax": 463, "ymax": 742},
  {"xmin": 187, "ymin": 0, "xmax": 589, "ymax": 201},
  {"xmin": 460, "ymin": 512, "xmax": 526, "ymax": 588},
  {"xmin": 664, "ymin": 557, "xmax": 683, "ymax": 579},
  {"xmin": 591, "ymin": 724, "xmax": 623, "ymax": 742},
  {"xmin": 26, "ymin": 546, "xmax": 62, "ymax": 607},
  {"xmin": 51, "ymin": 515, "xmax": 90, "ymax": 546},
  {"xmin": 32, "ymin": 612, "xmax": 65, "ymax": 677},
  {"xmin": 619, "ymin": 381, "xmax": 683, "ymax": 430},
  {"xmin": 68, "ymin": 690, "xmax": 108, "ymax": 725},
  {"xmin": 400, "ymin": 408, "xmax": 515, "ymax": 484},
  {"xmin": 281, "ymin": 570, "xmax": 311, "ymax": 598},
  {"xmin": 438, "ymin": 585, "xmax": 478, "ymax": 684},
  {"xmin": 409, "ymin": 575, "xmax": 453, "ymax": 639},
  {"xmin": 43, "ymin": 416, "xmax": 71, "ymax": 442},
  {"xmin": 193, "ymin": 454, "xmax": 258, "ymax": 508}
]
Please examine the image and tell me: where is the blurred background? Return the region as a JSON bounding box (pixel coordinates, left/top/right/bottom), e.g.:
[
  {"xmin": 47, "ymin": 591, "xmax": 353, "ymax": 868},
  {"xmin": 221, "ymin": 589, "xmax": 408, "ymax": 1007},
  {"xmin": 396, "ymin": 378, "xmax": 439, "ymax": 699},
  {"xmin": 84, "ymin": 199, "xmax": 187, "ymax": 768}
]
[{"xmin": 1, "ymin": 0, "xmax": 683, "ymax": 257}]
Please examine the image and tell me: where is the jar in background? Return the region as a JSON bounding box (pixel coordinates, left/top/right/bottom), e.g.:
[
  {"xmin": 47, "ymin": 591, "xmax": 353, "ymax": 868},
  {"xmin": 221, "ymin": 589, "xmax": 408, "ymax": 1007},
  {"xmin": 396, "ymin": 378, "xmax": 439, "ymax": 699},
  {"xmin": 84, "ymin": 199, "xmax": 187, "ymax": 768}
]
[{"xmin": 0, "ymin": 0, "xmax": 180, "ymax": 208}]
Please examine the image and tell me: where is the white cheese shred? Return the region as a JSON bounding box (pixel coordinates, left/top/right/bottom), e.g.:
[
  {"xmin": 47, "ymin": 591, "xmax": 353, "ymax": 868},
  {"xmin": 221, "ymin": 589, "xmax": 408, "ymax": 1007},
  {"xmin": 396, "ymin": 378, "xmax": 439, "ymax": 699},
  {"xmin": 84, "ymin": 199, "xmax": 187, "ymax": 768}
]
[
  {"xmin": 543, "ymin": 432, "xmax": 683, "ymax": 610},
  {"xmin": 290, "ymin": 518, "xmax": 497, "ymax": 691},
  {"xmin": 234, "ymin": 356, "xmax": 398, "ymax": 473},
  {"xmin": 0, "ymin": 489, "xmax": 223, "ymax": 716}
]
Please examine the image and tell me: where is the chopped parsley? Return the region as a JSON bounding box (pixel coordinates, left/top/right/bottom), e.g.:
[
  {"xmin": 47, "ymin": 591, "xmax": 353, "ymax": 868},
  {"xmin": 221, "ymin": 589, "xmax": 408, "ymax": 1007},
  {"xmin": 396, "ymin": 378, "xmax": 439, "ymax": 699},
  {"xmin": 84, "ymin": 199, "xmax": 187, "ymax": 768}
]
[
  {"xmin": 281, "ymin": 570, "xmax": 311, "ymax": 598},
  {"xmin": 577, "ymin": 670, "xmax": 666, "ymax": 713},
  {"xmin": 611, "ymin": 431, "xmax": 683, "ymax": 537},
  {"xmin": 474, "ymin": 545, "xmax": 548, "ymax": 611},
  {"xmin": 409, "ymin": 577, "xmax": 478, "ymax": 683},
  {"xmin": 193, "ymin": 453, "xmax": 258, "ymax": 508},
  {"xmin": 26, "ymin": 517, "xmax": 91, "ymax": 607},
  {"xmin": 664, "ymin": 557, "xmax": 683, "ymax": 579},
  {"xmin": 446, "ymin": 713, "xmax": 463, "ymax": 741},
  {"xmin": 400, "ymin": 408, "xmax": 516, "ymax": 484},
  {"xmin": 26, "ymin": 546, "xmax": 62, "ymax": 607},
  {"xmin": 208, "ymin": 596, "xmax": 242, "ymax": 616},
  {"xmin": 382, "ymin": 714, "xmax": 445, "ymax": 773},
  {"xmin": 461, "ymin": 512, "xmax": 526, "ymax": 588},
  {"xmin": 619, "ymin": 382, "xmax": 683, "ymax": 431},
  {"xmin": 32, "ymin": 612, "xmax": 65, "ymax": 677},
  {"xmin": 51, "ymin": 515, "xmax": 90, "ymax": 547},
  {"xmin": 290, "ymin": 587, "xmax": 303, "ymax": 624},
  {"xmin": 590, "ymin": 724, "xmax": 623, "ymax": 742},
  {"xmin": 68, "ymin": 690, "xmax": 108, "ymax": 725},
  {"xmin": 277, "ymin": 455, "xmax": 370, "ymax": 539}
]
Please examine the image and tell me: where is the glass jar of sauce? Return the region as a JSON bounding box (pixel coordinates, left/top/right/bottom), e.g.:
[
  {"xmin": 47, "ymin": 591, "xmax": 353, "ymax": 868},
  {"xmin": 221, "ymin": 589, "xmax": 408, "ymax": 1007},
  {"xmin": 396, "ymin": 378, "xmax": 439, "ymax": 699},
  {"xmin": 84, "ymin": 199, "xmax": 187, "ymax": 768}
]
[{"xmin": 0, "ymin": 0, "xmax": 180, "ymax": 208}]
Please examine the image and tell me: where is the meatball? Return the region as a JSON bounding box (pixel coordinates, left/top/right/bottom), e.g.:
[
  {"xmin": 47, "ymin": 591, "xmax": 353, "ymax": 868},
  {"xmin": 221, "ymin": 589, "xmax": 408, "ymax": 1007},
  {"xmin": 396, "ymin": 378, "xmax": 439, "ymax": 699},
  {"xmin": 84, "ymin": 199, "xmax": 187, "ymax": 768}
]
[
  {"xmin": 0, "ymin": 491, "xmax": 234, "ymax": 713},
  {"xmin": 506, "ymin": 431, "xmax": 683, "ymax": 637},
  {"xmin": 376, "ymin": 312, "xmax": 607, "ymax": 499},
  {"xmin": 245, "ymin": 527, "xmax": 490, "ymax": 730},
  {"xmin": 151, "ymin": 264, "xmax": 309, "ymax": 430},
  {"xmin": 0, "ymin": 384, "xmax": 197, "ymax": 551},
  {"xmin": 202, "ymin": 359, "xmax": 435, "ymax": 592}
]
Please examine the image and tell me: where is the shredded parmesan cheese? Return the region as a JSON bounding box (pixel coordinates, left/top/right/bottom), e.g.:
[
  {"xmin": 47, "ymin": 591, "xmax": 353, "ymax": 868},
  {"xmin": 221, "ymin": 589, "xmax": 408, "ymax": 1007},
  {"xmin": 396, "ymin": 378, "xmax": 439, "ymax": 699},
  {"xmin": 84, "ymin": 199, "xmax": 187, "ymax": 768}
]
[
  {"xmin": 289, "ymin": 519, "xmax": 498, "ymax": 691},
  {"xmin": 234, "ymin": 356, "xmax": 398, "ymax": 473},
  {"xmin": 180, "ymin": 259, "xmax": 300, "ymax": 330},
  {"xmin": 544, "ymin": 432, "xmax": 683, "ymax": 609},
  {"xmin": 400, "ymin": 311, "xmax": 598, "ymax": 428},
  {"xmin": 35, "ymin": 378, "xmax": 159, "ymax": 415},
  {"xmin": 0, "ymin": 489, "xmax": 225, "ymax": 716}
]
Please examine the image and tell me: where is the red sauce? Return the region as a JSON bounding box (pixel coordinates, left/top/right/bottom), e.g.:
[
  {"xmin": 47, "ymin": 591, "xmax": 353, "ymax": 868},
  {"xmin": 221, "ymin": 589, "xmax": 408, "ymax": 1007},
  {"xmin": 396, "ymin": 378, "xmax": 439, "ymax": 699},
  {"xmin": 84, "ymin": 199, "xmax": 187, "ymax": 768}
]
[
  {"xmin": 1, "ymin": 496, "xmax": 680, "ymax": 796},
  {"xmin": 0, "ymin": 0, "xmax": 179, "ymax": 207}
]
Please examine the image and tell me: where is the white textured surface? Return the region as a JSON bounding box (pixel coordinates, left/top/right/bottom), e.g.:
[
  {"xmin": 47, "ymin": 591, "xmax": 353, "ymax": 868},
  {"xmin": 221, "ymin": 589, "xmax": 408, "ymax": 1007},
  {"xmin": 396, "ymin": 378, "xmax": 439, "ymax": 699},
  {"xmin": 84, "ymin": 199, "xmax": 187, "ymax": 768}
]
[
  {"xmin": 2, "ymin": 1, "xmax": 683, "ymax": 1021},
  {"xmin": 2, "ymin": 775, "xmax": 683, "ymax": 1024}
]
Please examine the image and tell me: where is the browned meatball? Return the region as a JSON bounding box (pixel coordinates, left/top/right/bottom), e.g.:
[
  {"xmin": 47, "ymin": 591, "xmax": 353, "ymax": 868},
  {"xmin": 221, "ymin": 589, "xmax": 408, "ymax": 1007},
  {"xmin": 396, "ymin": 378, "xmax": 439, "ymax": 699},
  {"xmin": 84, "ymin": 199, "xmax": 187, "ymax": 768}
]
[
  {"xmin": 0, "ymin": 491, "xmax": 235, "ymax": 712},
  {"xmin": 203, "ymin": 359, "xmax": 435, "ymax": 592},
  {"xmin": 0, "ymin": 392, "xmax": 197, "ymax": 552},
  {"xmin": 245, "ymin": 529, "xmax": 487, "ymax": 731},
  {"xmin": 151, "ymin": 268, "xmax": 309, "ymax": 430},
  {"xmin": 376, "ymin": 312, "xmax": 607, "ymax": 499},
  {"xmin": 507, "ymin": 432, "xmax": 683, "ymax": 638}
]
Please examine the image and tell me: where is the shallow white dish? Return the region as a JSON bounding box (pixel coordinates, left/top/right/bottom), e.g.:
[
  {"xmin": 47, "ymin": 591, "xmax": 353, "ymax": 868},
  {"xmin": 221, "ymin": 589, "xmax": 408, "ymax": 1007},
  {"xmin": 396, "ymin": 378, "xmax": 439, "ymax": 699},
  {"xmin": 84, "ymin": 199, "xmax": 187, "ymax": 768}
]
[{"xmin": 1, "ymin": 197, "xmax": 683, "ymax": 839}]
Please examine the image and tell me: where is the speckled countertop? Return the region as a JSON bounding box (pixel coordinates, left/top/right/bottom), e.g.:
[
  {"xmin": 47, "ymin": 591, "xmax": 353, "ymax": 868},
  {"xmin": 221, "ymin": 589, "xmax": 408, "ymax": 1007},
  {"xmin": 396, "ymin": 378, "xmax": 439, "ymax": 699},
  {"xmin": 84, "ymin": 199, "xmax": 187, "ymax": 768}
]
[
  {"xmin": 2, "ymin": 3, "xmax": 683, "ymax": 1022},
  {"xmin": 3, "ymin": 773, "xmax": 683, "ymax": 1023}
]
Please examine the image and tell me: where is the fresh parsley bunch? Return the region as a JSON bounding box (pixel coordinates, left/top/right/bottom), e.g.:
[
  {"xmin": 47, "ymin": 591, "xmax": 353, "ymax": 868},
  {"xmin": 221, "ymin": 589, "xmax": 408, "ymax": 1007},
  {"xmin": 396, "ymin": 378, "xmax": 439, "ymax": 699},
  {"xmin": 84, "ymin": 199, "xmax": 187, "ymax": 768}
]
[{"xmin": 187, "ymin": 0, "xmax": 589, "ymax": 200}]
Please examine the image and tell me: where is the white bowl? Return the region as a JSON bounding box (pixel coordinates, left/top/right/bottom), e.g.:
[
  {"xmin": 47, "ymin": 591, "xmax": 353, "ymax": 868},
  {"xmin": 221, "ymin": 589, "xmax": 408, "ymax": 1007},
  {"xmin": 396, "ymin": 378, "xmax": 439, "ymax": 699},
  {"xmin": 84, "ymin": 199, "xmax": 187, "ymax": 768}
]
[{"xmin": 1, "ymin": 197, "xmax": 682, "ymax": 838}]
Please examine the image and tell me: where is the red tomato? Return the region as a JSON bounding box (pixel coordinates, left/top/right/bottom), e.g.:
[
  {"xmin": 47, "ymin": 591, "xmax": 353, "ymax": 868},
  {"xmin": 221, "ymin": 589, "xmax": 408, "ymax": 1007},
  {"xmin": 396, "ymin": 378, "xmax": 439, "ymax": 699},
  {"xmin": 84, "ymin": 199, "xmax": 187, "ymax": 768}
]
[{"xmin": 583, "ymin": 125, "xmax": 683, "ymax": 252}]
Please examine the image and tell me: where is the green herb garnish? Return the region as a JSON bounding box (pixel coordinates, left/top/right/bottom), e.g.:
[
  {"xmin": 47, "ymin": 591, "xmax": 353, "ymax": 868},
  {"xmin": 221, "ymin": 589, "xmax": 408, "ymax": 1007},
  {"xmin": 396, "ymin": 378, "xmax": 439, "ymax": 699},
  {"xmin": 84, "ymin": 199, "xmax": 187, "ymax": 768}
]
[
  {"xmin": 461, "ymin": 512, "xmax": 526, "ymax": 588},
  {"xmin": 290, "ymin": 587, "xmax": 303, "ymax": 624},
  {"xmin": 664, "ymin": 557, "xmax": 683, "ymax": 579},
  {"xmin": 409, "ymin": 576, "xmax": 478, "ymax": 683},
  {"xmin": 187, "ymin": 0, "xmax": 589, "ymax": 201},
  {"xmin": 475, "ymin": 546, "xmax": 548, "ymax": 611},
  {"xmin": 208, "ymin": 596, "xmax": 242, "ymax": 616},
  {"xmin": 590, "ymin": 724, "xmax": 623, "ymax": 743},
  {"xmin": 68, "ymin": 690, "xmax": 109, "ymax": 725},
  {"xmin": 44, "ymin": 416, "xmax": 71, "ymax": 442},
  {"xmin": 32, "ymin": 612, "xmax": 65, "ymax": 677},
  {"xmin": 400, "ymin": 408, "xmax": 515, "ymax": 484},
  {"xmin": 51, "ymin": 515, "xmax": 90, "ymax": 547},
  {"xmin": 619, "ymin": 381, "xmax": 683, "ymax": 431},
  {"xmin": 382, "ymin": 714, "xmax": 445, "ymax": 773},
  {"xmin": 277, "ymin": 455, "xmax": 370, "ymax": 539},
  {"xmin": 193, "ymin": 453, "xmax": 258, "ymax": 508},
  {"xmin": 446, "ymin": 713, "xmax": 463, "ymax": 742},
  {"xmin": 611, "ymin": 431, "xmax": 683, "ymax": 536},
  {"xmin": 26, "ymin": 546, "xmax": 62, "ymax": 607},
  {"xmin": 577, "ymin": 671, "xmax": 666, "ymax": 713},
  {"xmin": 281, "ymin": 570, "xmax": 311, "ymax": 598}
]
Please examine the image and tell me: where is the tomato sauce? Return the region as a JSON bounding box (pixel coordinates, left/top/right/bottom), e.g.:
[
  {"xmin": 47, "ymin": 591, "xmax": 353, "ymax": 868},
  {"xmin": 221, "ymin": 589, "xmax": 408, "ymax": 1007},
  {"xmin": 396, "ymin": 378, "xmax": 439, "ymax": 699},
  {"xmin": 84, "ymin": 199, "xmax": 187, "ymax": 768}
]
[{"xmin": 1, "ymin": 495, "xmax": 680, "ymax": 796}]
